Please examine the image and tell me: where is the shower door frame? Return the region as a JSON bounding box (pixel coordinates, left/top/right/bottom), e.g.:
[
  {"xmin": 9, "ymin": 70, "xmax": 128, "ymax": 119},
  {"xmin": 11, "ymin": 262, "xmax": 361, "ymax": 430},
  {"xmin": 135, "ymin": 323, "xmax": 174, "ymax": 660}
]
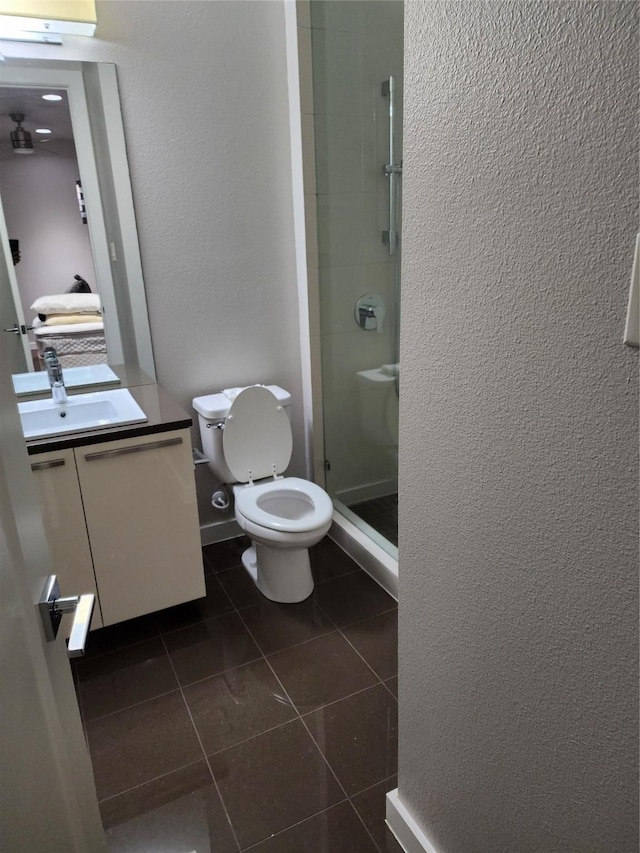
[{"xmin": 289, "ymin": 1, "xmax": 400, "ymax": 598}]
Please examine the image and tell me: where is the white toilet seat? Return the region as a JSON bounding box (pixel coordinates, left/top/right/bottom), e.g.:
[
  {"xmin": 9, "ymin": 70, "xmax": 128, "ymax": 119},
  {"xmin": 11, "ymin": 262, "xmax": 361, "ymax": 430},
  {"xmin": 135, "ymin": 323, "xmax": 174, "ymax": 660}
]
[
  {"xmin": 234, "ymin": 477, "xmax": 333, "ymax": 534},
  {"xmin": 223, "ymin": 386, "xmax": 293, "ymax": 483}
]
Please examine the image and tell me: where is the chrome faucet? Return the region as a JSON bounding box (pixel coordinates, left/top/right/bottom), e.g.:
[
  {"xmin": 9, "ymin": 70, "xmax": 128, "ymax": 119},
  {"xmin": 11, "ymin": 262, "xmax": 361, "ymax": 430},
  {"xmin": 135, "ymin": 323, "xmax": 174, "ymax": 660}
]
[{"xmin": 43, "ymin": 347, "xmax": 68, "ymax": 404}]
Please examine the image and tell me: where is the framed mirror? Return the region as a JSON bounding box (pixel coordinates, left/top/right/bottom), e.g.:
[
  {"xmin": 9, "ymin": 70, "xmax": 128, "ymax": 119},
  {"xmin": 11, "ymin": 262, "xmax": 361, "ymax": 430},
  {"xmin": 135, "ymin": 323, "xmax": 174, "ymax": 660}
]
[{"xmin": 0, "ymin": 58, "xmax": 155, "ymax": 380}]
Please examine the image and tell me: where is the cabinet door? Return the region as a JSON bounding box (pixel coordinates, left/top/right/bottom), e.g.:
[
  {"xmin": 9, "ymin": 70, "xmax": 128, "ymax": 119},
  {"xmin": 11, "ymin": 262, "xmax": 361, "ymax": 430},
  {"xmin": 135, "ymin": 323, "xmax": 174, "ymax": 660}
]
[
  {"xmin": 30, "ymin": 448, "xmax": 103, "ymax": 633},
  {"xmin": 75, "ymin": 429, "xmax": 205, "ymax": 626}
]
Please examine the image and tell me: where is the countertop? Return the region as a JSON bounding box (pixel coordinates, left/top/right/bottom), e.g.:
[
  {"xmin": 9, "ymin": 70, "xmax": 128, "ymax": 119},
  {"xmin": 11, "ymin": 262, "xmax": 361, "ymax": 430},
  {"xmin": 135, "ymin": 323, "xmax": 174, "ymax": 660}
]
[{"xmin": 24, "ymin": 365, "xmax": 193, "ymax": 456}]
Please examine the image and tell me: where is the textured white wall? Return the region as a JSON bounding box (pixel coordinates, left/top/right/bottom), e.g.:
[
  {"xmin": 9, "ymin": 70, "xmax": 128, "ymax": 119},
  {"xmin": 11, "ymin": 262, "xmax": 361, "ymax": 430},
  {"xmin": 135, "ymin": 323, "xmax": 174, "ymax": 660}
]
[
  {"xmin": 0, "ymin": 142, "xmax": 95, "ymax": 324},
  {"xmin": 399, "ymin": 2, "xmax": 638, "ymax": 852},
  {"xmin": 2, "ymin": 1, "xmax": 305, "ymax": 529}
]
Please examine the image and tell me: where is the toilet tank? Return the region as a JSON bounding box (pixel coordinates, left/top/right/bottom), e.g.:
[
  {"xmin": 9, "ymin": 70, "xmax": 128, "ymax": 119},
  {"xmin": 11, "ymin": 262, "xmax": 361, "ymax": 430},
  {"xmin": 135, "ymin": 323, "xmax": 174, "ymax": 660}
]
[{"xmin": 192, "ymin": 385, "xmax": 291, "ymax": 484}]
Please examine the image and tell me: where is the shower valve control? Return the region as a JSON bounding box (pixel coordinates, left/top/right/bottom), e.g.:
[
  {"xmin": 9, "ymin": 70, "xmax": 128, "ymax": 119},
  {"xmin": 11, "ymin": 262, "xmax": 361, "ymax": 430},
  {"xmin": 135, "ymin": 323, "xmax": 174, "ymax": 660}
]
[{"xmin": 355, "ymin": 294, "xmax": 385, "ymax": 334}]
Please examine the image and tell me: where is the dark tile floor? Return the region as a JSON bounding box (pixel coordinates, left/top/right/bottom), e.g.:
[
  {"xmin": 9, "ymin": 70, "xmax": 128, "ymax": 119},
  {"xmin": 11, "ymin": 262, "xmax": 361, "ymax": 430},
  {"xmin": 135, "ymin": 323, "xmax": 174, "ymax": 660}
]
[
  {"xmin": 73, "ymin": 537, "xmax": 402, "ymax": 852},
  {"xmin": 348, "ymin": 495, "xmax": 398, "ymax": 547}
]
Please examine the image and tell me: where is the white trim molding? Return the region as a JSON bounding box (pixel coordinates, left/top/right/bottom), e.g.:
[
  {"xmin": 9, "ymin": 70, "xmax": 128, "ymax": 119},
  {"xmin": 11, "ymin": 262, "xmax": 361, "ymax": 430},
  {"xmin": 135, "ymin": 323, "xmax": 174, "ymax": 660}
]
[
  {"xmin": 199, "ymin": 519, "xmax": 242, "ymax": 548},
  {"xmin": 335, "ymin": 477, "xmax": 398, "ymax": 507},
  {"xmin": 386, "ymin": 789, "xmax": 441, "ymax": 853},
  {"xmin": 329, "ymin": 510, "xmax": 398, "ymax": 600},
  {"xmin": 283, "ymin": 0, "xmax": 314, "ymax": 478}
]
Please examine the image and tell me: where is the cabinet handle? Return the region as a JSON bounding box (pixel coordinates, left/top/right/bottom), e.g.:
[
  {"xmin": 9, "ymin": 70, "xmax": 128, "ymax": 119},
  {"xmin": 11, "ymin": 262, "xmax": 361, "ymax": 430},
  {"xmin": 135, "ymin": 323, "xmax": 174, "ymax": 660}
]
[
  {"xmin": 31, "ymin": 458, "xmax": 66, "ymax": 471},
  {"xmin": 84, "ymin": 436, "xmax": 183, "ymax": 462}
]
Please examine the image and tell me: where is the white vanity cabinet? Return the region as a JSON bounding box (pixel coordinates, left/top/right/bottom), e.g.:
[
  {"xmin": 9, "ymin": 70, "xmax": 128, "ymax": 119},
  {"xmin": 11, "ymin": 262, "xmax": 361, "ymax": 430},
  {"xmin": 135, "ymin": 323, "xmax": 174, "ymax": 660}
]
[
  {"xmin": 31, "ymin": 427, "xmax": 205, "ymax": 629},
  {"xmin": 31, "ymin": 448, "xmax": 104, "ymax": 634},
  {"xmin": 74, "ymin": 428, "xmax": 204, "ymax": 625}
]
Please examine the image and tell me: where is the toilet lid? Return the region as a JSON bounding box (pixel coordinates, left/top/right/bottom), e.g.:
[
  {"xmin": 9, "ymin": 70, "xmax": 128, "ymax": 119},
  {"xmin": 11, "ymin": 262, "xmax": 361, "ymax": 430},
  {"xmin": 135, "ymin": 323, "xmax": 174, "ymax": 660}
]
[{"xmin": 223, "ymin": 385, "xmax": 293, "ymax": 483}]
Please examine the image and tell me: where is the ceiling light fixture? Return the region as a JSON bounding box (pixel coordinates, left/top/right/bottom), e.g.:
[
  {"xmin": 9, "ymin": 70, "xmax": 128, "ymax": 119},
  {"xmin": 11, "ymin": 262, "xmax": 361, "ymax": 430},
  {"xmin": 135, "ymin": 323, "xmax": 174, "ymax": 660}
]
[
  {"xmin": 42, "ymin": 94, "xmax": 62, "ymax": 102},
  {"xmin": 35, "ymin": 128, "xmax": 52, "ymax": 134},
  {"xmin": 9, "ymin": 112, "xmax": 34, "ymax": 154}
]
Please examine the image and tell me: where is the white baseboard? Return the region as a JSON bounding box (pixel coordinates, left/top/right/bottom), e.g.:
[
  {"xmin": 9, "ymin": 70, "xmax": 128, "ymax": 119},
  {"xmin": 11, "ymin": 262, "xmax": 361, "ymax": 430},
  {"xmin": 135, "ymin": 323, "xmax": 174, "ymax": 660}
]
[
  {"xmin": 386, "ymin": 789, "xmax": 440, "ymax": 853},
  {"xmin": 335, "ymin": 477, "xmax": 397, "ymax": 506},
  {"xmin": 199, "ymin": 519, "xmax": 242, "ymax": 547}
]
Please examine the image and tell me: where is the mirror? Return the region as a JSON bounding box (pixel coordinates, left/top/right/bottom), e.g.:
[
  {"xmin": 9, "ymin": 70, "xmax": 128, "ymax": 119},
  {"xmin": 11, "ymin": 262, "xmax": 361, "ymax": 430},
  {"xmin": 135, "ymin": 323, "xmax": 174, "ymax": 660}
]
[
  {"xmin": 0, "ymin": 58, "xmax": 155, "ymax": 381},
  {"xmin": 0, "ymin": 85, "xmax": 103, "ymax": 369}
]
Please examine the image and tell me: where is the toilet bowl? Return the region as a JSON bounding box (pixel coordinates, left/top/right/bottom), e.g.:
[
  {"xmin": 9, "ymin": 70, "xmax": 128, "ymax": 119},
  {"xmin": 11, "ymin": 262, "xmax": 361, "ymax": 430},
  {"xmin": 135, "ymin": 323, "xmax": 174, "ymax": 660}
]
[
  {"xmin": 193, "ymin": 385, "xmax": 334, "ymax": 603},
  {"xmin": 233, "ymin": 476, "xmax": 333, "ymax": 602}
]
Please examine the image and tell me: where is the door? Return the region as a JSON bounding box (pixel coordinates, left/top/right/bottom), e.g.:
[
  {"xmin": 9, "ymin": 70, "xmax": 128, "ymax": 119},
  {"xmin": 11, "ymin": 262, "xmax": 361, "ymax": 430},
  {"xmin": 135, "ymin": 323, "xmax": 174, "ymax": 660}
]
[
  {"xmin": 0, "ymin": 191, "xmax": 31, "ymax": 366},
  {"xmin": 0, "ymin": 233, "xmax": 105, "ymax": 849}
]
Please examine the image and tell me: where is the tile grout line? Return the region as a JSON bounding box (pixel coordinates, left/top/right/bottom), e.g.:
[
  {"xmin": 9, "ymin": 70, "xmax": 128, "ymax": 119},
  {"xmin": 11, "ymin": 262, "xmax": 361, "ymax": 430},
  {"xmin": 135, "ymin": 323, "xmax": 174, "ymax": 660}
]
[
  {"xmin": 291, "ymin": 565, "xmax": 397, "ymax": 852},
  {"xmin": 228, "ymin": 581, "xmax": 395, "ymax": 852},
  {"xmin": 223, "ymin": 581, "xmax": 360, "ymax": 846},
  {"xmin": 334, "ymin": 614, "xmax": 398, "ymax": 691},
  {"xmin": 166, "ymin": 575, "xmax": 245, "ymax": 851},
  {"xmin": 82, "ymin": 685, "xmax": 183, "ymax": 725},
  {"xmin": 97, "ymin": 756, "xmax": 209, "ymax": 807},
  {"xmin": 236, "ymin": 798, "xmax": 360, "ymax": 853},
  {"xmin": 88, "ymin": 684, "xmax": 393, "ymax": 795},
  {"xmin": 381, "ymin": 678, "xmax": 398, "ymax": 702},
  {"xmin": 350, "ymin": 771, "xmax": 398, "ymax": 802},
  {"xmin": 78, "ymin": 575, "xmax": 245, "ymax": 724},
  {"xmin": 158, "ymin": 628, "xmax": 243, "ymax": 853},
  {"xmin": 347, "ymin": 772, "xmax": 400, "ymax": 853},
  {"xmin": 77, "ymin": 627, "xmax": 162, "ymax": 663},
  {"xmin": 186, "ymin": 679, "xmax": 391, "ymax": 762},
  {"xmin": 282, "ymin": 680, "xmax": 386, "ymax": 853},
  {"xmin": 80, "ymin": 551, "xmax": 235, "ymax": 663},
  {"xmin": 87, "ymin": 542, "xmax": 397, "ymax": 848},
  {"xmin": 249, "ymin": 622, "xmax": 336, "ymax": 655},
  {"xmin": 159, "ymin": 555, "xmax": 355, "ymax": 848},
  {"xmin": 222, "ymin": 551, "xmax": 397, "ymax": 722},
  {"xmin": 348, "ymin": 800, "xmax": 386, "ymax": 853}
]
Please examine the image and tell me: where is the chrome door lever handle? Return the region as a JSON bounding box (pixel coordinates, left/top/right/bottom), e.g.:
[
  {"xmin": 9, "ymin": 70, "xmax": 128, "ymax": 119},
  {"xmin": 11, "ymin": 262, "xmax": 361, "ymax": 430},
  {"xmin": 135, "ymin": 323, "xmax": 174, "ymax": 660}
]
[
  {"xmin": 38, "ymin": 575, "xmax": 95, "ymax": 657},
  {"xmin": 4, "ymin": 323, "xmax": 34, "ymax": 334},
  {"xmin": 64, "ymin": 594, "xmax": 95, "ymax": 658}
]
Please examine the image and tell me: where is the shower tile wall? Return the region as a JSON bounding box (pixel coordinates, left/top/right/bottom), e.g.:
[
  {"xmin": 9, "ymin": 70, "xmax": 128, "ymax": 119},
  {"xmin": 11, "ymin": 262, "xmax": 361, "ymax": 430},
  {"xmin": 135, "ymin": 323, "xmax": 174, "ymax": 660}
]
[{"xmin": 299, "ymin": 0, "xmax": 403, "ymax": 504}]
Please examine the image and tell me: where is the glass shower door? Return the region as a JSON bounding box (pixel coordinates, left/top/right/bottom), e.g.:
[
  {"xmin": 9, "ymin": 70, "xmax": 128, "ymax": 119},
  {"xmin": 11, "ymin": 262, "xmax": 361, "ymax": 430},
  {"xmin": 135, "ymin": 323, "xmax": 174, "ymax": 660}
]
[{"xmin": 310, "ymin": 1, "xmax": 403, "ymax": 556}]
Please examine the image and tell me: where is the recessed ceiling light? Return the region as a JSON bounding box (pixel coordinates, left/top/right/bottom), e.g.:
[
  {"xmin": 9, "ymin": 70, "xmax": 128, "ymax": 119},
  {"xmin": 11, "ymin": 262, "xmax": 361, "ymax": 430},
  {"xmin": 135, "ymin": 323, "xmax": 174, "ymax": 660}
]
[
  {"xmin": 42, "ymin": 94, "xmax": 62, "ymax": 101},
  {"xmin": 35, "ymin": 128, "xmax": 52, "ymax": 134}
]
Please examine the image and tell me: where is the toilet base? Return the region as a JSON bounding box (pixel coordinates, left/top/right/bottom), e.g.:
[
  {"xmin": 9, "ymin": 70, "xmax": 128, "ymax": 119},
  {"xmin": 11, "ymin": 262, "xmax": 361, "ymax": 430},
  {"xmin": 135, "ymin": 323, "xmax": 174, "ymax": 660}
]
[{"xmin": 241, "ymin": 543, "xmax": 314, "ymax": 603}]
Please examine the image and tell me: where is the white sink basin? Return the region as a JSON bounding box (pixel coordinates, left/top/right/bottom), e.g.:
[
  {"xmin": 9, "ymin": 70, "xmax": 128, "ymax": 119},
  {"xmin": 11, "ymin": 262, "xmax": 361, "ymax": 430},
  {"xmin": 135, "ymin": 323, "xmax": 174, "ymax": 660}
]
[
  {"xmin": 19, "ymin": 389, "xmax": 147, "ymax": 440},
  {"xmin": 356, "ymin": 363, "xmax": 400, "ymax": 385},
  {"xmin": 12, "ymin": 363, "xmax": 120, "ymax": 396}
]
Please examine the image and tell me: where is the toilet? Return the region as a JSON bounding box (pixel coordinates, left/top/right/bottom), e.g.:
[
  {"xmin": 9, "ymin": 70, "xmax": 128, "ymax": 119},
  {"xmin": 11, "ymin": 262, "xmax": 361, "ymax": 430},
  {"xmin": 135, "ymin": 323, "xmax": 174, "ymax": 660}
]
[{"xmin": 192, "ymin": 384, "xmax": 333, "ymax": 603}]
